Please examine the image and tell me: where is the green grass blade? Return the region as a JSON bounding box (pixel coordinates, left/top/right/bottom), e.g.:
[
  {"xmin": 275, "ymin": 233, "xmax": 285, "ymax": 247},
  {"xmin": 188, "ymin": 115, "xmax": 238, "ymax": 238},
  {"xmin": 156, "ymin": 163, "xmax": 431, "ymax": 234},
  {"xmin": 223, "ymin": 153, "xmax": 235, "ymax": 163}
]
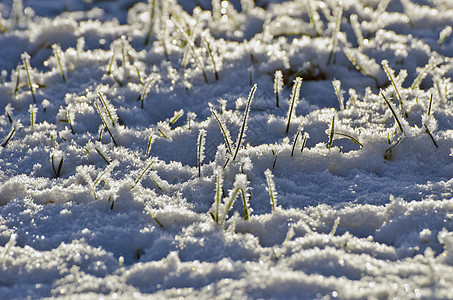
[
  {"xmin": 334, "ymin": 132, "xmax": 363, "ymax": 147},
  {"xmin": 210, "ymin": 107, "xmax": 233, "ymax": 156},
  {"xmin": 1, "ymin": 127, "xmax": 16, "ymax": 148},
  {"xmin": 197, "ymin": 129, "xmax": 206, "ymax": 177},
  {"xmin": 233, "ymin": 84, "xmax": 257, "ymax": 160},
  {"xmin": 146, "ymin": 207, "xmax": 164, "ymax": 228},
  {"xmin": 265, "ymin": 169, "xmax": 277, "ymax": 212},
  {"xmin": 130, "ymin": 160, "xmax": 155, "ymax": 190},
  {"xmin": 291, "ymin": 129, "xmax": 301, "ymax": 157},
  {"xmin": 424, "ymin": 123, "xmax": 438, "ymax": 148},
  {"xmin": 22, "ymin": 55, "xmax": 36, "ymax": 103},
  {"xmin": 328, "ymin": 116, "xmax": 335, "ymax": 149},
  {"xmin": 241, "ymin": 189, "xmax": 249, "ymax": 221},
  {"xmin": 285, "ymin": 77, "xmax": 302, "ymax": 135},
  {"xmin": 381, "ymin": 91, "xmax": 404, "ymax": 133}
]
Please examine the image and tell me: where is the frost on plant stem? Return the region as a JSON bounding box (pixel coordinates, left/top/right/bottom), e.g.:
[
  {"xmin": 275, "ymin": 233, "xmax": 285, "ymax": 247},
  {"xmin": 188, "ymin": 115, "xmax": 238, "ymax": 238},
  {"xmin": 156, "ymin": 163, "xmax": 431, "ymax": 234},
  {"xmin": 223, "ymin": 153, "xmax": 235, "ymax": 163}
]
[
  {"xmin": 291, "ymin": 127, "xmax": 303, "ymax": 157},
  {"xmin": 285, "ymin": 77, "xmax": 302, "ymax": 135},
  {"xmin": 51, "ymin": 44, "xmax": 66, "ymax": 82},
  {"xmin": 171, "ymin": 17, "xmax": 208, "ymax": 83},
  {"xmin": 327, "ymin": 4, "xmax": 343, "ymax": 65},
  {"xmin": 381, "ymin": 91, "xmax": 404, "ymax": 134},
  {"xmin": 332, "ymin": 79, "xmax": 344, "ymax": 110},
  {"xmin": 382, "ymin": 60, "xmax": 406, "ymax": 116},
  {"xmin": 203, "ymin": 32, "xmax": 219, "ymax": 80},
  {"xmin": 438, "ymin": 25, "xmax": 452, "ymax": 45},
  {"xmin": 328, "ymin": 115, "xmax": 335, "ymax": 150},
  {"xmin": 368, "ymin": 0, "xmax": 390, "ymax": 36},
  {"xmin": 21, "ymin": 52, "xmax": 36, "ymax": 103},
  {"xmin": 274, "ymin": 70, "xmax": 283, "ymax": 108},
  {"xmin": 1, "ymin": 120, "xmax": 22, "ymax": 148},
  {"xmin": 141, "ymin": 77, "xmax": 156, "ymax": 109},
  {"xmin": 131, "ymin": 159, "xmax": 155, "ymax": 190},
  {"xmin": 348, "ymin": 88, "xmax": 358, "ymax": 105},
  {"xmin": 219, "ymin": 173, "xmax": 249, "ymax": 225},
  {"xmin": 168, "ymin": 109, "xmax": 184, "ymax": 126},
  {"xmin": 28, "ymin": 104, "xmax": 38, "ymax": 130},
  {"xmin": 411, "ymin": 55, "xmax": 443, "ymax": 91},
  {"xmin": 265, "ymin": 169, "xmax": 277, "ymax": 212},
  {"xmin": 233, "ymin": 84, "xmax": 256, "ymax": 160},
  {"xmin": 157, "ymin": 121, "xmax": 171, "ymax": 139},
  {"xmin": 145, "ymin": 135, "xmax": 154, "ymax": 156},
  {"xmin": 77, "ymin": 165, "xmax": 97, "ymax": 200},
  {"xmin": 197, "ymin": 129, "xmax": 206, "ymax": 177},
  {"xmin": 97, "ymin": 93, "xmax": 119, "ymax": 127},
  {"xmin": 211, "ymin": 166, "xmax": 224, "ymax": 223},
  {"xmin": 306, "ymin": 0, "xmax": 322, "ymax": 36},
  {"xmin": 94, "ymin": 160, "xmax": 119, "ymax": 187},
  {"xmin": 51, "ymin": 150, "xmax": 64, "ymax": 178},
  {"xmin": 210, "ymin": 105, "xmax": 233, "ymax": 156},
  {"xmin": 218, "ymin": 99, "xmax": 227, "ymax": 115},
  {"xmin": 350, "ymin": 14, "xmax": 364, "ymax": 48},
  {"xmin": 187, "ymin": 112, "xmax": 197, "ymax": 130},
  {"xmin": 5, "ymin": 103, "xmax": 14, "ymax": 123},
  {"xmin": 144, "ymin": 0, "xmax": 157, "ymax": 45}
]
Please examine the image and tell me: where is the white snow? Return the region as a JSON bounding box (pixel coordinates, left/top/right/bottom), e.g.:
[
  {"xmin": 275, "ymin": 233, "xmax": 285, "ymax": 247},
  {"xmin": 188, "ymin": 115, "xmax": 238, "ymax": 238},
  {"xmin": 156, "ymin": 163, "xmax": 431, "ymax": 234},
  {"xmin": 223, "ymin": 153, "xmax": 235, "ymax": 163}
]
[{"xmin": 1, "ymin": 0, "xmax": 453, "ymax": 298}]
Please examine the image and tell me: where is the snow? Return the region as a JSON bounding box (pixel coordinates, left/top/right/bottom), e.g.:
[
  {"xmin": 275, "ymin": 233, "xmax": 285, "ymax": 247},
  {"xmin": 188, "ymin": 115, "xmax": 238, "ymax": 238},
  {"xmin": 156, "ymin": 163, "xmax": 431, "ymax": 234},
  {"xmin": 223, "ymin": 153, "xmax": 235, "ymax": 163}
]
[{"xmin": 1, "ymin": 0, "xmax": 453, "ymax": 298}]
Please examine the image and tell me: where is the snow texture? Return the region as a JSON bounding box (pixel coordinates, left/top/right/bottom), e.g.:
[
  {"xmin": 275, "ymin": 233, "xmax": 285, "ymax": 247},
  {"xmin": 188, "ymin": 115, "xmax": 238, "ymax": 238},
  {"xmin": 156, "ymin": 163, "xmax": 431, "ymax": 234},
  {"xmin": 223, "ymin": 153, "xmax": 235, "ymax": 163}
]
[{"xmin": 1, "ymin": 0, "xmax": 453, "ymax": 298}]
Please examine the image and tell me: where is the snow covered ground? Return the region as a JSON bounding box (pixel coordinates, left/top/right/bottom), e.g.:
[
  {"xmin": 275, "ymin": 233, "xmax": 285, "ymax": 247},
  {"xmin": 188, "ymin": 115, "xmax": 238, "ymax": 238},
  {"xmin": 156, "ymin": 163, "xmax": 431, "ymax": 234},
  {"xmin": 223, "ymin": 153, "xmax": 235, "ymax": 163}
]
[{"xmin": 1, "ymin": 0, "xmax": 453, "ymax": 298}]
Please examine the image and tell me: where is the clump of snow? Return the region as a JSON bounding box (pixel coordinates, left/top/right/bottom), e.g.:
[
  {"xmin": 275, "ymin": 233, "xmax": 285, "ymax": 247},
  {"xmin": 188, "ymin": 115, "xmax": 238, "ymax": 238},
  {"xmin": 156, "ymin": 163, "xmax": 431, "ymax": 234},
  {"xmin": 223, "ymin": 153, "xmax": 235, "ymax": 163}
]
[{"xmin": 1, "ymin": 0, "xmax": 453, "ymax": 298}]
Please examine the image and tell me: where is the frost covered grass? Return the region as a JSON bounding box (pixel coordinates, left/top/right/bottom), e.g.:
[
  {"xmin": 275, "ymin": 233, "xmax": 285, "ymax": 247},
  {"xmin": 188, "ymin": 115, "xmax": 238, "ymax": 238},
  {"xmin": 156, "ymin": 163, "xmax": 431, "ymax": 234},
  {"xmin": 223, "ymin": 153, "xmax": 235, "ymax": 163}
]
[{"xmin": 1, "ymin": 0, "xmax": 453, "ymax": 299}]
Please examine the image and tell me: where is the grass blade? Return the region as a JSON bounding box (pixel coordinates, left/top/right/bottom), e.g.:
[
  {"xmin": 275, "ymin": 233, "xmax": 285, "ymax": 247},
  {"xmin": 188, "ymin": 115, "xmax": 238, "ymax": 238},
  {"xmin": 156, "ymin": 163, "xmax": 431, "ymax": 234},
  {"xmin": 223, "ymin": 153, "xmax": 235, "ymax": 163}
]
[
  {"xmin": 219, "ymin": 187, "xmax": 240, "ymax": 225},
  {"xmin": 197, "ymin": 129, "xmax": 206, "ymax": 177},
  {"xmin": 274, "ymin": 70, "xmax": 283, "ymax": 108},
  {"xmin": 424, "ymin": 123, "xmax": 438, "ymax": 148},
  {"xmin": 285, "ymin": 77, "xmax": 303, "ymax": 135},
  {"xmin": 140, "ymin": 78, "xmax": 155, "ymax": 109},
  {"xmin": 382, "ymin": 61, "xmax": 405, "ymax": 115},
  {"xmin": 334, "ymin": 132, "xmax": 363, "ymax": 147},
  {"xmin": 130, "ymin": 160, "xmax": 155, "ymax": 190},
  {"xmin": 301, "ymin": 133, "xmax": 308, "ymax": 152},
  {"xmin": 145, "ymin": 135, "xmax": 153, "ymax": 156},
  {"xmin": 146, "ymin": 206, "xmax": 164, "ymax": 228},
  {"xmin": 240, "ymin": 189, "xmax": 249, "ymax": 221},
  {"xmin": 328, "ymin": 116, "xmax": 335, "ymax": 149},
  {"xmin": 291, "ymin": 128, "xmax": 301, "ymax": 157},
  {"xmin": 233, "ymin": 84, "xmax": 257, "ymax": 160},
  {"xmin": 381, "ymin": 91, "xmax": 404, "ymax": 133},
  {"xmin": 171, "ymin": 17, "xmax": 208, "ymax": 83},
  {"xmin": 210, "ymin": 106, "xmax": 233, "ymax": 156},
  {"xmin": 95, "ymin": 147, "xmax": 111, "ymax": 165},
  {"xmin": 1, "ymin": 127, "xmax": 16, "ymax": 148},
  {"xmin": 327, "ymin": 4, "xmax": 343, "ymax": 65},
  {"xmin": 52, "ymin": 44, "xmax": 66, "ymax": 82},
  {"xmin": 22, "ymin": 53, "xmax": 36, "ymax": 103},
  {"xmin": 214, "ymin": 166, "xmax": 223, "ymax": 223},
  {"xmin": 265, "ymin": 169, "xmax": 277, "ymax": 212},
  {"xmin": 203, "ymin": 34, "xmax": 219, "ymax": 80},
  {"xmin": 94, "ymin": 101, "xmax": 118, "ymax": 146}
]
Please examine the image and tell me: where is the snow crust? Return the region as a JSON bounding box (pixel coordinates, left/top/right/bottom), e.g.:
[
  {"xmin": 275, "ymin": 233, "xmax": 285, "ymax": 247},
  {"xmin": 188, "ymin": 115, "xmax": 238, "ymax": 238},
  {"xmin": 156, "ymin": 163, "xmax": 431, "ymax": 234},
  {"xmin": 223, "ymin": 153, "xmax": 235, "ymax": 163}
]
[{"xmin": 1, "ymin": 0, "xmax": 453, "ymax": 298}]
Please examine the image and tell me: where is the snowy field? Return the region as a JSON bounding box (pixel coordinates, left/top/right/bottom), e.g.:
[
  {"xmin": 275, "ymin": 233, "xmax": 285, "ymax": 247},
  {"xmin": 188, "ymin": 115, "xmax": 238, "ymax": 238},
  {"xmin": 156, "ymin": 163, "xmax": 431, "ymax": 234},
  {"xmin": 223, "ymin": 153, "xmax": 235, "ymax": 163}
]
[{"xmin": 1, "ymin": 0, "xmax": 453, "ymax": 298}]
